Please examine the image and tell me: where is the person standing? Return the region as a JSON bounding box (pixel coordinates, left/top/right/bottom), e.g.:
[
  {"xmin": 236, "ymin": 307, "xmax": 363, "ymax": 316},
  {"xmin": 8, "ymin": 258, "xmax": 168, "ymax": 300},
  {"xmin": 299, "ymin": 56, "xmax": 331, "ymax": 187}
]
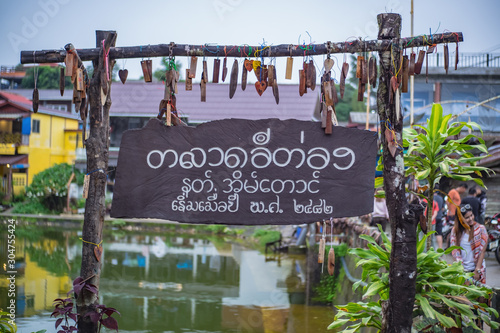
[
  {"xmin": 450, "ymin": 204, "xmax": 488, "ymax": 284},
  {"xmin": 434, "ymin": 188, "xmax": 445, "ymax": 249},
  {"xmin": 476, "ymin": 188, "xmax": 487, "ymax": 225},
  {"xmin": 371, "ymin": 195, "xmax": 389, "ymax": 232},
  {"xmin": 461, "ymin": 187, "xmax": 481, "ymax": 223},
  {"xmin": 447, "ymin": 183, "xmax": 468, "ymax": 223}
]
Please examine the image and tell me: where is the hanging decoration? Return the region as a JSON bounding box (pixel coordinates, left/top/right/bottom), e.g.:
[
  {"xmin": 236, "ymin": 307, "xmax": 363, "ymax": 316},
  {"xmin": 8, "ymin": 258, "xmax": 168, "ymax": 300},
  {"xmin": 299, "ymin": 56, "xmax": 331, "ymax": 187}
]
[
  {"xmin": 59, "ymin": 66, "xmax": 65, "ymax": 96},
  {"xmin": 222, "ymin": 47, "xmax": 228, "ymax": 82},
  {"xmin": 318, "ymin": 220, "xmax": 326, "ymax": 272},
  {"xmin": 32, "ymin": 56, "xmax": 39, "ymax": 113},
  {"xmin": 118, "ymin": 59, "xmax": 128, "ymax": 84},
  {"xmin": 401, "ymin": 54, "xmax": 409, "ymax": 93},
  {"xmin": 188, "ymin": 56, "xmax": 197, "ymax": 79},
  {"xmin": 285, "ymin": 45, "xmax": 293, "ymax": 80},
  {"xmin": 327, "ymin": 218, "xmax": 335, "ymax": 276},
  {"xmin": 414, "ymin": 49, "xmax": 425, "ymax": 74},
  {"xmin": 229, "ymin": 59, "xmax": 238, "ymax": 99},
  {"xmin": 369, "ymin": 56, "xmax": 377, "ymax": 87},
  {"xmin": 185, "ymin": 69, "xmax": 192, "ymax": 91},
  {"xmin": 213, "ymin": 58, "xmax": 220, "ymax": 83},
  {"xmin": 157, "ymin": 54, "xmax": 180, "ymax": 126},
  {"xmin": 141, "ymin": 59, "xmax": 152, "ymax": 82},
  {"xmin": 408, "ymin": 52, "xmax": 415, "ymax": 76},
  {"xmin": 443, "ymin": 43, "xmax": 449, "ymax": 74},
  {"xmin": 271, "ymin": 63, "xmax": 279, "ymax": 105}
]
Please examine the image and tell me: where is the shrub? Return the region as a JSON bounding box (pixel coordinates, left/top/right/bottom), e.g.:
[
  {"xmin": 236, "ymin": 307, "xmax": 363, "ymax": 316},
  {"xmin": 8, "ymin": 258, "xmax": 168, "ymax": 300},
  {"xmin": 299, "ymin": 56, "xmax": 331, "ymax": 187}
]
[
  {"xmin": 328, "ymin": 226, "xmax": 499, "ymax": 332},
  {"xmin": 25, "ymin": 163, "xmax": 82, "ymax": 213}
]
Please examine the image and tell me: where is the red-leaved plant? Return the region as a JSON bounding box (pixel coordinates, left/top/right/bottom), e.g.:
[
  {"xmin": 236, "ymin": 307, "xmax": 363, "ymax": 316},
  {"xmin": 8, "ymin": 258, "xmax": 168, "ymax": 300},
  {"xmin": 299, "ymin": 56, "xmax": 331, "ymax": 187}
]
[
  {"xmin": 51, "ymin": 298, "xmax": 77, "ymax": 333},
  {"xmin": 51, "ymin": 276, "xmax": 121, "ymax": 333}
]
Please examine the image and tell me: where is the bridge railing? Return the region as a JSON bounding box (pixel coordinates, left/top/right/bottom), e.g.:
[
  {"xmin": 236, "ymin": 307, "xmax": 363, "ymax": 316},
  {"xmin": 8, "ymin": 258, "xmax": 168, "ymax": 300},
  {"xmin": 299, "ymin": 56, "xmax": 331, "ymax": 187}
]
[{"xmin": 427, "ymin": 52, "xmax": 500, "ymax": 68}]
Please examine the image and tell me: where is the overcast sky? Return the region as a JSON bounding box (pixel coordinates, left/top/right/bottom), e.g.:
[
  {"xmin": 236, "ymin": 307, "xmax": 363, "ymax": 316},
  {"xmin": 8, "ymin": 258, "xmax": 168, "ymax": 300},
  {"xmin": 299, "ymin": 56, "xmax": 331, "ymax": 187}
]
[{"xmin": 1, "ymin": 0, "xmax": 499, "ymax": 81}]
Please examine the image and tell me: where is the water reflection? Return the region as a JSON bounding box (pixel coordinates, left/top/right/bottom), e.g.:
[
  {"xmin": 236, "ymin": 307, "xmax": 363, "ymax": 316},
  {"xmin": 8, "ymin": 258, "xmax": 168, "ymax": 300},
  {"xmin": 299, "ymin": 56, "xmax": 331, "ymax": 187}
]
[{"xmin": 1, "ymin": 223, "xmax": 369, "ymax": 332}]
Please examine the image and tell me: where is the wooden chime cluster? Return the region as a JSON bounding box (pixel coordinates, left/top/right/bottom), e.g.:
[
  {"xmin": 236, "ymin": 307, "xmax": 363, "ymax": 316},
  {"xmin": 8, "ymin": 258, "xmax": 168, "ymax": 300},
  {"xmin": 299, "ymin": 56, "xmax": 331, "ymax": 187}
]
[
  {"xmin": 320, "ymin": 56, "xmax": 342, "ymax": 135},
  {"xmin": 318, "ymin": 219, "xmax": 336, "ymax": 276},
  {"xmin": 157, "ymin": 58, "xmax": 181, "ymax": 126},
  {"xmin": 356, "ymin": 55, "xmax": 377, "ymax": 101}
]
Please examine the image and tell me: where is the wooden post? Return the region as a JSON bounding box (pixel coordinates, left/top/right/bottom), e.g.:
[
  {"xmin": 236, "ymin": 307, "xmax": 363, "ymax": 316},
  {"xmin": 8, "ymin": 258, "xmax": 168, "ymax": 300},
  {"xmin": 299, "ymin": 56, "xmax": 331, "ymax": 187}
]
[
  {"xmin": 76, "ymin": 30, "xmax": 116, "ymax": 333},
  {"xmin": 377, "ymin": 14, "xmax": 423, "ymax": 333}
]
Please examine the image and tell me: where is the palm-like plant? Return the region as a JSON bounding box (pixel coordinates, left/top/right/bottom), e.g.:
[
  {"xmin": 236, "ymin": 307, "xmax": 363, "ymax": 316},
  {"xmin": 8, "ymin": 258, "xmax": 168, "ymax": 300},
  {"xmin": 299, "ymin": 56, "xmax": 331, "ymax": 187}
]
[
  {"xmin": 328, "ymin": 226, "xmax": 499, "ymax": 332},
  {"xmin": 403, "ymin": 104, "xmax": 492, "ymax": 248}
]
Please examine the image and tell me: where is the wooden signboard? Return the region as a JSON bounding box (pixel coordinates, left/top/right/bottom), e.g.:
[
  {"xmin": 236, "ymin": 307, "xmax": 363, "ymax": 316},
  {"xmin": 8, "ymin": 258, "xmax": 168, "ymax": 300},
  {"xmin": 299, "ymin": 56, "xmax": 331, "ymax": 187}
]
[{"xmin": 111, "ymin": 118, "xmax": 377, "ymax": 225}]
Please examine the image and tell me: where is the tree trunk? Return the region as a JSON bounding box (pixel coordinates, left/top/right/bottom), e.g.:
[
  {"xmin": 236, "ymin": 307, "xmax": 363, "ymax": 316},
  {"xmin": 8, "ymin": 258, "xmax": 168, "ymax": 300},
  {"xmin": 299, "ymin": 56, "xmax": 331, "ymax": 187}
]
[
  {"xmin": 76, "ymin": 30, "xmax": 116, "ymax": 333},
  {"xmin": 377, "ymin": 14, "xmax": 422, "ymax": 333}
]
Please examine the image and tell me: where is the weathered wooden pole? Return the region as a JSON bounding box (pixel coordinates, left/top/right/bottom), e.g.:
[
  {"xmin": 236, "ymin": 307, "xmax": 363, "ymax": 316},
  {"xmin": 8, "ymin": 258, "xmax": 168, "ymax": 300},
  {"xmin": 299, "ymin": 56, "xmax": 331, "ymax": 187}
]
[
  {"xmin": 76, "ymin": 30, "xmax": 116, "ymax": 333},
  {"xmin": 377, "ymin": 14, "xmax": 423, "ymax": 333},
  {"xmin": 20, "ymin": 32, "xmax": 462, "ymax": 63}
]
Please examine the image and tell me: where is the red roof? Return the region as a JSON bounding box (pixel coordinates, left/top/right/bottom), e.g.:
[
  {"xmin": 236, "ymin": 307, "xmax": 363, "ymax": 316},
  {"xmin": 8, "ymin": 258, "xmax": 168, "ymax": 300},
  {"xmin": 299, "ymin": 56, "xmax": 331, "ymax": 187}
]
[{"xmin": 0, "ymin": 90, "xmax": 78, "ymax": 119}]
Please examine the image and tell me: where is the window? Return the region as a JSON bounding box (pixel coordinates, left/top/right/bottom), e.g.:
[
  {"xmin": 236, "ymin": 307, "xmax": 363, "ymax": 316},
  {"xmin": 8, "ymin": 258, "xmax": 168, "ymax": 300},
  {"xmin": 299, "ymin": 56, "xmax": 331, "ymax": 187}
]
[{"xmin": 32, "ymin": 119, "xmax": 40, "ymax": 133}]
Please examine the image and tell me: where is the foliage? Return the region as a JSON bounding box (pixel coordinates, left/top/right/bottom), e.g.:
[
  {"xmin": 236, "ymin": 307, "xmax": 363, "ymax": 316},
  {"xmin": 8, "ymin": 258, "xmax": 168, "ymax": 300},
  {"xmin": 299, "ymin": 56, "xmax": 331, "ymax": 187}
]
[
  {"xmin": 111, "ymin": 219, "xmax": 127, "ymax": 228},
  {"xmin": 207, "ymin": 224, "xmax": 234, "ymax": 235},
  {"xmin": 26, "ymin": 245, "xmax": 74, "ymax": 277},
  {"xmin": 403, "ymin": 103, "xmax": 492, "ymax": 247},
  {"xmin": 21, "ymin": 66, "xmax": 72, "ymax": 89},
  {"xmin": 52, "ymin": 277, "xmax": 121, "ymax": 333},
  {"xmin": 11, "ymin": 200, "xmax": 52, "ymax": 214},
  {"xmin": 312, "ymin": 243, "xmax": 348, "ymax": 303},
  {"xmin": 252, "ymin": 228, "xmax": 281, "ymax": 246},
  {"xmin": 0, "ymin": 310, "xmax": 17, "ymax": 333},
  {"xmin": 51, "ymin": 298, "xmax": 77, "ymax": 333},
  {"xmin": 328, "ymin": 225, "xmax": 499, "ymax": 332},
  {"xmin": 25, "ymin": 163, "xmax": 83, "ymax": 213},
  {"xmin": 153, "ymin": 57, "xmax": 183, "ymax": 82},
  {"xmin": 86, "ymin": 304, "xmax": 121, "ymax": 332}
]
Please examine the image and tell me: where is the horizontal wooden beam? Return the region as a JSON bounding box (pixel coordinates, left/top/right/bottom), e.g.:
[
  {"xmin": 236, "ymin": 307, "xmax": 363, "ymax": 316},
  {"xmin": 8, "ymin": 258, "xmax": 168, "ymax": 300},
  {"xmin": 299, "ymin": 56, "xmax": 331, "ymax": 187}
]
[{"xmin": 21, "ymin": 32, "xmax": 463, "ymax": 64}]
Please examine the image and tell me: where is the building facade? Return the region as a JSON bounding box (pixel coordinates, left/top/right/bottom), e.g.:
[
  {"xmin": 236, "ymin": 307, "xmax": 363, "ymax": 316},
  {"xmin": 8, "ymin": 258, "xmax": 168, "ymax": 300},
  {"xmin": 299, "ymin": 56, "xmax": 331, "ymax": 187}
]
[{"xmin": 0, "ymin": 91, "xmax": 80, "ymax": 196}]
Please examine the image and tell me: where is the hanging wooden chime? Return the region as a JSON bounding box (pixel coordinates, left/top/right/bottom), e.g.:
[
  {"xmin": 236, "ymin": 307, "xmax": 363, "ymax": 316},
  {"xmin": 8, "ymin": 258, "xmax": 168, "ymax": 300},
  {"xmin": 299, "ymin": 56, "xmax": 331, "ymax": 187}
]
[
  {"xmin": 222, "ymin": 57, "xmax": 228, "ymax": 82},
  {"xmin": 59, "ymin": 66, "xmax": 65, "ymax": 96},
  {"xmin": 118, "ymin": 69, "xmax": 128, "ymax": 84},
  {"xmin": 213, "ymin": 59, "xmax": 220, "ymax": 83},
  {"xmin": 141, "ymin": 60, "xmax": 152, "ymax": 82},
  {"xmin": 229, "ymin": 59, "xmax": 238, "ymax": 99},
  {"xmin": 189, "ymin": 56, "xmax": 197, "ymax": 79},
  {"xmin": 242, "ymin": 63, "xmax": 248, "ymax": 91},
  {"xmin": 340, "ymin": 61, "xmax": 349, "ymax": 99}
]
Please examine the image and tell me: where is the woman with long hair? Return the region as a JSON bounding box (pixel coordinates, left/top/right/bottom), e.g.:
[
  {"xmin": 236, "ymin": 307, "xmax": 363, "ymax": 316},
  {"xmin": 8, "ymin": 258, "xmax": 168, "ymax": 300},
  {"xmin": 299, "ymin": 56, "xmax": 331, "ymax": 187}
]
[{"xmin": 450, "ymin": 203, "xmax": 488, "ymax": 284}]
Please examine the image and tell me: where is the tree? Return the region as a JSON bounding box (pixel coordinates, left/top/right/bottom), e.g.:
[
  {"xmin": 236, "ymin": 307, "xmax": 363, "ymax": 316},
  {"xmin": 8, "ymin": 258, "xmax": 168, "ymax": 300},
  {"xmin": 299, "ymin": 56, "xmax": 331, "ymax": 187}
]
[
  {"xmin": 24, "ymin": 163, "xmax": 83, "ymax": 213},
  {"xmin": 21, "ymin": 65, "xmax": 72, "ymax": 89},
  {"xmin": 153, "ymin": 57, "xmax": 183, "ymax": 82},
  {"xmin": 403, "ymin": 104, "xmax": 492, "ymax": 249}
]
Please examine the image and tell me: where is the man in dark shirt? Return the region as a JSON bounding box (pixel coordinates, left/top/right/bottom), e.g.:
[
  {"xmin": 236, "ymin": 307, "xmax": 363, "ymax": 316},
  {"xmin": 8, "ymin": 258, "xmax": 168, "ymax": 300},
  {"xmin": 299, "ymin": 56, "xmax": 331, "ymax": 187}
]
[{"xmin": 460, "ymin": 187, "xmax": 481, "ymax": 223}]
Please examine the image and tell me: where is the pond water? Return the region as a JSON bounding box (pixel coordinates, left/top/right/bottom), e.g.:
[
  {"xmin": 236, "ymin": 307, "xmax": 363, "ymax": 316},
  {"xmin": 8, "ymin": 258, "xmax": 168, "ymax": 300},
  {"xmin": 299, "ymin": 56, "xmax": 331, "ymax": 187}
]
[{"xmin": 0, "ymin": 222, "xmax": 369, "ymax": 333}]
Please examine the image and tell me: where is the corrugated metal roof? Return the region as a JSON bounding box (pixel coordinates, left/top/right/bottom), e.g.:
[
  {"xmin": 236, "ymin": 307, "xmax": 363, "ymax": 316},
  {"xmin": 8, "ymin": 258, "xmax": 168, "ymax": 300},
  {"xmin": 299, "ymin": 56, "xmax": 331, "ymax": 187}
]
[
  {"xmin": 0, "ymin": 154, "xmax": 28, "ymax": 165},
  {"xmin": 5, "ymin": 82, "xmax": 320, "ymax": 122},
  {"xmin": 110, "ymin": 82, "xmax": 319, "ymax": 122},
  {"xmin": 0, "ymin": 91, "xmax": 78, "ymax": 120}
]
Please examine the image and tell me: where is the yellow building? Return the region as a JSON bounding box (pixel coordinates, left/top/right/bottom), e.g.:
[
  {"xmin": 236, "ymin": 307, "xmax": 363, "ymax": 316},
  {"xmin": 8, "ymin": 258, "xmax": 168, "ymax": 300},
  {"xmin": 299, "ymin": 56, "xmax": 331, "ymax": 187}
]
[{"xmin": 0, "ymin": 91, "xmax": 81, "ymax": 196}]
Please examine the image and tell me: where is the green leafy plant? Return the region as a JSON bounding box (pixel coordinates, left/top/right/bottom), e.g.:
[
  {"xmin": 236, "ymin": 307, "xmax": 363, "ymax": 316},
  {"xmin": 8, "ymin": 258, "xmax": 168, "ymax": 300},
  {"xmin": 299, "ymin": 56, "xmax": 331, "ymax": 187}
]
[
  {"xmin": 312, "ymin": 243, "xmax": 348, "ymax": 304},
  {"xmin": 328, "ymin": 225, "xmax": 499, "ymax": 332},
  {"xmin": 0, "ymin": 310, "xmax": 17, "ymax": 333},
  {"xmin": 24, "ymin": 163, "xmax": 83, "ymax": 213},
  {"xmin": 252, "ymin": 228, "xmax": 281, "ymax": 246},
  {"xmin": 403, "ymin": 104, "xmax": 492, "ymax": 247}
]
